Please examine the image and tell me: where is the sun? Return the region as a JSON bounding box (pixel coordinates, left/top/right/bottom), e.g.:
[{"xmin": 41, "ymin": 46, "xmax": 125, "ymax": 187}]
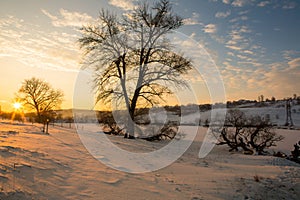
[{"xmin": 13, "ymin": 102, "xmax": 22, "ymax": 110}]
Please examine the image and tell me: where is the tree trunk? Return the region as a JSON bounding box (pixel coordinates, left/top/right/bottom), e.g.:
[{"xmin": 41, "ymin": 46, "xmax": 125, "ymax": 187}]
[
  {"xmin": 35, "ymin": 106, "xmax": 42, "ymax": 123},
  {"xmin": 124, "ymin": 85, "xmax": 142, "ymax": 139},
  {"xmin": 125, "ymin": 117, "xmax": 135, "ymax": 139},
  {"xmin": 124, "ymin": 108, "xmax": 135, "ymax": 139}
]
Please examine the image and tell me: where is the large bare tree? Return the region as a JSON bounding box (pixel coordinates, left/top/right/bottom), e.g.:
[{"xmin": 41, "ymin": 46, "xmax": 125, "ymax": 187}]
[
  {"xmin": 79, "ymin": 0, "xmax": 192, "ymax": 138},
  {"xmin": 17, "ymin": 77, "xmax": 64, "ymax": 122}
]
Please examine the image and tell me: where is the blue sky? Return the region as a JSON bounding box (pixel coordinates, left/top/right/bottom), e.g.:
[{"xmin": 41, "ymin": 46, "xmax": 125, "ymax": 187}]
[{"xmin": 0, "ymin": 0, "xmax": 299, "ymax": 111}]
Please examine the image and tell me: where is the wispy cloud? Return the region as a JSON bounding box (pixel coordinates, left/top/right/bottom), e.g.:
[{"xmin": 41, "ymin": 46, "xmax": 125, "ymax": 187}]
[
  {"xmin": 229, "ymin": 15, "xmax": 249, "ymax": 23},
  {"xmin": 225, "ymin": 25, "xmax": 252, "ymax": 52},
  {"xmin": 203, "ymin": 24, "xmax": 217, "ymax": 33},
  {"xmin": 238, "ymin": 10, "xmax": 249, "ymax": 15},
  {"xmin": 257, "ymin": 1, "xmax": 270, "ymax": 7},
  {"xmin": 282, "ymin": 50, "xmax": 299, "ymax": 60},
  {"xmin": 214, "ymin": 0, "xmax": 297, "ymax": 12},
  {"xmin": 183, "ymin": 12, "xmax": 202, "ymax": 25},
  {"xmin": 242, "ymin": 50, "xmax": 253, "ymax": 55},
  {"xmin": 222, "ymin": 0, "xmax": 231, "ymax": 4},
  {"xmin": 41, "ymin": 9, "xmax": 94, "ymax": 28},
  {"xmin": 287, "ymin": 57, "xmax": 300, "ymax": 70},
  {"xmin": 108, "ymin": 0, "xmax": 137, "ymax": 11},
  {"xmin": 215, "ymin": 10, "xmax": 231, "ymax": 18},
  {"xmin": 221, "ymin": 62, "xmax": 251, "ymax": 92},
  {"xmin": 232, "ymin": 0, "xmax": 248, "ymax": 7},
  {"xmin": 282, "ymin": 1, "xmax": 297, "ymax": 9},
  {"xmin": 0, "ymin": 15, "xmax": 24, "ymax": 28},
  {"xmin": 226, "ymin": 45, "xmax": 242, "ymax": 51}
]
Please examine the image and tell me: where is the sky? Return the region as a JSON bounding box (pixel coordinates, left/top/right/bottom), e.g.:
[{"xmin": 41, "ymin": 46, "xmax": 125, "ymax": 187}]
[{"xmin": 0, "ymin": 0, "xmax": 300, "ymax": 112}]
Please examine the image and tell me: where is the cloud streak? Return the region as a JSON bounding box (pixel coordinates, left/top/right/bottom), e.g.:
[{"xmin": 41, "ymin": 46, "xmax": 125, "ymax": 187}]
[
  {"xmin": 282, "ymin": 2, "xmax": 297, "ymax": 9},
  {"xmin": 203, "ymin": 24, "xmax": 217, "ymax": 33},
  {"xmin": 108, "ymin": 0, "xmax": 136, "ymax": 11},
  {"xmin": 215, "ymin": 10, "xmax": 231, "ymax": 18},
  {"xmin": 42, "ymin": 9, "xmax": 94, "ymax": 28},
  {"xmin": 232, "ymin": 0, "xmax": 248, "ymax": 7},
  {"xmin": 257, "ymin": 1, "xmax": 270, "ymax": 7},
  {"xmin": 222, "ymin": 0, "xmax": 231, "ymax": 4},
  {"xmin": 183, "ymin": 12, "xmax": 203, "ymax": 25},
  {"xmin": 287, "ymin": 57, "xmax": 300, "ymax": 70}
]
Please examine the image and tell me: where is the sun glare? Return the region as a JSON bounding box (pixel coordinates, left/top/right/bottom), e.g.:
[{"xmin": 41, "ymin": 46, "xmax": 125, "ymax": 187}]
[{"xmin": 13, "ymin": 102, "xmax": 22, "ymax": 110}]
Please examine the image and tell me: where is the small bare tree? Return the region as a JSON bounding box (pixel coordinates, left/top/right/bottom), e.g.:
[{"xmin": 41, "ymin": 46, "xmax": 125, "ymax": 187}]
[
  {"xmin": 79, "ymin": 0, "xmax": 192, "ymax": 138},
  {"xmin": 17, "ymin": 77, "xmax": 64, "ymax": 122},
  {"xmin": 215, "ymin": 109, "xmax": 284, "ymax": 155}
]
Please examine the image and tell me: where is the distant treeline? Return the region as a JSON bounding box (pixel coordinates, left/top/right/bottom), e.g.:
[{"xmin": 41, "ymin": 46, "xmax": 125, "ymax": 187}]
[{"xmin": 2, "ymin": 95, "xmax": 299, "ymax": 124}]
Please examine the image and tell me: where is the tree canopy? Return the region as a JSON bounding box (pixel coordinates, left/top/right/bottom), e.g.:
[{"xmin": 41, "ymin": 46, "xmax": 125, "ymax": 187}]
[{"xmin": 17, "ymin": 77, "xmax": 64, "ymax": 121}]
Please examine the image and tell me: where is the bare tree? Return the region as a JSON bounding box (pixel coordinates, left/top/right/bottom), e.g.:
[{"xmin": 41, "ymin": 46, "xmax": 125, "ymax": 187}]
[
  {"xmin": 245, "ymin": 116, "xmax": 284, "ymax": 154},
  {"xmin": 214, "ymin": 109, "xmax": 284, "ymax": 155},
  {"xmin": 218, "ymin": 109, "xmax": 247, "ymax": 152},
  {"xmin": 79, "ymin": 0, "xmax": 192, "ymax": 138},
  {"xmin": 17, "ymin": 77, "xmax": 64, "ymax": 122}
]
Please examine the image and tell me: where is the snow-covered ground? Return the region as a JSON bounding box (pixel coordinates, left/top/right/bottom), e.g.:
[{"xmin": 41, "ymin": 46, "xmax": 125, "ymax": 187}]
[{"xmin": 0, "ymin": 120, "xmax": 299, "ymax": 199}]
